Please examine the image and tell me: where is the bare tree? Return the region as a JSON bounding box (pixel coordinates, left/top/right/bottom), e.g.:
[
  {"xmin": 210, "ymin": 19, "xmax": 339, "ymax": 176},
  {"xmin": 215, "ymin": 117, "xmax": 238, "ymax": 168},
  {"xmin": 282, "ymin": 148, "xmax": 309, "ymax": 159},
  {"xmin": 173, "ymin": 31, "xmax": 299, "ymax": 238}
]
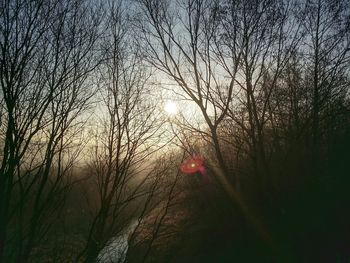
[
  {"xmin": 135, "ymin": 0, "xmax": 305, "ymax": 195},
  {"xmin": 0, "ymin": 0, "xmax": 101, "ymax": 261},
  {"xmin": 298, "ymin": 0, "xmax": 350, "ymax": 159},
  {"xmin": 76, "ymin": 2, "xmax": 167, "ymax": 261},
  {"xmin": 134, "ymin": 0, "xmax": 247, "ymax": 193},
  {"xmin": 220, "ymin": 0, "xmax": 303, "ymax": 194}
]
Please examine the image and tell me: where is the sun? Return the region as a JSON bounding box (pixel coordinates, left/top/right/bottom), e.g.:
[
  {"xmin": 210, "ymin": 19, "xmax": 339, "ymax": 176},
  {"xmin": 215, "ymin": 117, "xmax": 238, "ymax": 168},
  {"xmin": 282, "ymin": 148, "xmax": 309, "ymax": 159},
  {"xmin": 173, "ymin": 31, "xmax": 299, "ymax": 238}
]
[{"xmin": 164, "ymin": 101, "xmax": 178, "ymax": 115}]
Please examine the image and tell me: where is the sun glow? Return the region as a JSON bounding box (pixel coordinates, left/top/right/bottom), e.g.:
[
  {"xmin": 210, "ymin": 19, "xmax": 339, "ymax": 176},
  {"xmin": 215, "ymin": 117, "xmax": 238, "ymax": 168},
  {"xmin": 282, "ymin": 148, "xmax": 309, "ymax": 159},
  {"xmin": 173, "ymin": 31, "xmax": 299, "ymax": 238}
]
[{"xmin": 164, "ymin": 101, "xmax": 178, "ymax": 115}]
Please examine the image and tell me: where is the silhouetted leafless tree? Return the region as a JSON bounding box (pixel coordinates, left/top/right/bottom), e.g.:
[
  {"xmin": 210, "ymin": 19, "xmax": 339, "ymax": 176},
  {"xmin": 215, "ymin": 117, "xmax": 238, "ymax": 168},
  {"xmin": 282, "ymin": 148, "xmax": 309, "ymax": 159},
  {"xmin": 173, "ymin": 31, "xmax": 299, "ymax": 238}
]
[
  {"xmin": 0, "ymin": 0, "xmax": 101, "ymax": 261},
  {"xmin": 134, "ymin": 0, "xmax": 248, "ymax": 197},
  {"xmin": 76, "ymin": 2, "xmax": 167, "ymax": 262},
  {"xmin": 298, "ymin": 0, "xmax": 350, "ymax": 159}
]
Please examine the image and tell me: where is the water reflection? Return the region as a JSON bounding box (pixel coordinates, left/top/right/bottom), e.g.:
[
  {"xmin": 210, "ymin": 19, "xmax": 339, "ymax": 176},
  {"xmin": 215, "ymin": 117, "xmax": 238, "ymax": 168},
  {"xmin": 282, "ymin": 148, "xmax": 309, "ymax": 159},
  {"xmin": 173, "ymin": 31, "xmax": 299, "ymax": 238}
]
[{"xmin": 97, "ymin": 219, "xmax": 139, "ymax": 263}]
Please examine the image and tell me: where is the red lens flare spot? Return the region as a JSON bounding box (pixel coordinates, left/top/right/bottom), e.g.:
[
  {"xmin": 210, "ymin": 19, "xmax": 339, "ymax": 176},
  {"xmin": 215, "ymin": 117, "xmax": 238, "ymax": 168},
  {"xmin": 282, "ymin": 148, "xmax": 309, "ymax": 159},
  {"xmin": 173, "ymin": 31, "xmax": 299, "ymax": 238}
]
[{"xmin": 180, "ymin": 155, "xmax": 204, "ymax": 174}]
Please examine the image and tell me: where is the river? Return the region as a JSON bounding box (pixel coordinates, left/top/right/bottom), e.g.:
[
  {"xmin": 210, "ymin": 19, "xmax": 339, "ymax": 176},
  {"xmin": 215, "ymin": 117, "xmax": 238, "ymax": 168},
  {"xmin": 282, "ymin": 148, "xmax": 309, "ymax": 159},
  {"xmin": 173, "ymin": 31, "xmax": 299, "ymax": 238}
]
[{"xmin": 96, "ymin": 219, "xmax": 139, "ymax": 263}]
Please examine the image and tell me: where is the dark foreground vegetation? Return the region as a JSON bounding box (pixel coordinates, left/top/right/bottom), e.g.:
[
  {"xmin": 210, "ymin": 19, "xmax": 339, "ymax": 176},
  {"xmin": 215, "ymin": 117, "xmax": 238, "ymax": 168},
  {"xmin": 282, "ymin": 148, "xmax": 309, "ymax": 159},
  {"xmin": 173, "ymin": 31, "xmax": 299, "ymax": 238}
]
[{"xmin": 0, "ymin": 0, "xmax": 349, "ymax": 262}]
